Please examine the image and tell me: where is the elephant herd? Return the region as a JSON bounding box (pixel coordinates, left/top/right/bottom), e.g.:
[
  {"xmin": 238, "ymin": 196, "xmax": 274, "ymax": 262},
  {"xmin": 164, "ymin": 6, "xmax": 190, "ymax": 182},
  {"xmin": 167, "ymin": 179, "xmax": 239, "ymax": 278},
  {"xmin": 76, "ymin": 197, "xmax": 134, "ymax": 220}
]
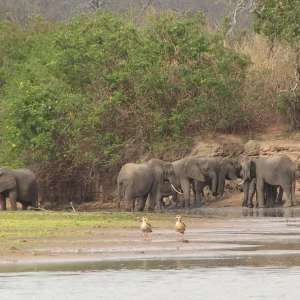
[
  {"xmin": 117, "ymin": 154, "xmax": 299, "ymax": 212},
  {"xmin": 0, "ymin": 154, "xmax": 298, "ymax": 212}
]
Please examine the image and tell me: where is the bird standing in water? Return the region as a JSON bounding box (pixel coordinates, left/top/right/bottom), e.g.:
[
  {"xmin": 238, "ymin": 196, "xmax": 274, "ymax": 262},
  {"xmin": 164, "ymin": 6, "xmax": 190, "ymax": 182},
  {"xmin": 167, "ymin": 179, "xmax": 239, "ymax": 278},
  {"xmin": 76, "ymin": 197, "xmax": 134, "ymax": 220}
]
[
  {"xmin": 140, "ymin": 216, "xmax": 152, "ymax": 240},
  {"xmin": 175, "ymin": 215, "xmax": 186, "ymax": 241}
]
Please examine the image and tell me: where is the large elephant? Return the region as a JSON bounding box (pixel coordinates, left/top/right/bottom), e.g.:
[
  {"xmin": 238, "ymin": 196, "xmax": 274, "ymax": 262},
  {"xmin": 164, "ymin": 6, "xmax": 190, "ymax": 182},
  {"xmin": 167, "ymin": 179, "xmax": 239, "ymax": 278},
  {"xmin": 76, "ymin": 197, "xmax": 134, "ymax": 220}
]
[
  {"xmin": 0, "ymin": 167, "xmax": 38, "ymax": 211},
  {"xmin": 117, "ymin": 158, "xmax": 178, "ymax": 212},
  {"xmin": 192, "ymin": 157, "xmax": 243, "ymax": 205},
  {"xmin": 241, "ymin": 155, "xmax": 297, "ymax": 208},
  {"xmin": 172, "ymin": 157, "xmax": 218, "ymax": 208}
]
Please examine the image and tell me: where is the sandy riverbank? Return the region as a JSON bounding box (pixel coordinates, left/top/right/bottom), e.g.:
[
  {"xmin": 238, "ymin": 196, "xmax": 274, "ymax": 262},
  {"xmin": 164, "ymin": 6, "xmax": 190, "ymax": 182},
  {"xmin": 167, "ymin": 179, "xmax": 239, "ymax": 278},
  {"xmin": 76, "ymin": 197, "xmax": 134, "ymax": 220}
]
[{"xmin": 2, "ymin": 211, "xmax": 300, "ymax": 270}]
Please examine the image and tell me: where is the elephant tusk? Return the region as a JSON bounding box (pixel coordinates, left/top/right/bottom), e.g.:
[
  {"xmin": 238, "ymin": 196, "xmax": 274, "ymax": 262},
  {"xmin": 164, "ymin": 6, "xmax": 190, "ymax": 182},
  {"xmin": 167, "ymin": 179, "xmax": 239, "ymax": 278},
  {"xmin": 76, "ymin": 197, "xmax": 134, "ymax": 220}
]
[
  {"xmin": 170, "ymin": 183, "xmax": 183, "ymax": 195},
  {"xmin": 238, "ymin": 179, "xmax": 245, "ymax": 186}
]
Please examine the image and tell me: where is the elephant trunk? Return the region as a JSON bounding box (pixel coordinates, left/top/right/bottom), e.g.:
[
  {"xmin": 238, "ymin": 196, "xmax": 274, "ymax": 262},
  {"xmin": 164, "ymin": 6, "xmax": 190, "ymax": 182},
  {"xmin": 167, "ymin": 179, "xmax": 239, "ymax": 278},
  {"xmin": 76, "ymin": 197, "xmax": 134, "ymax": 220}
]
[
  {"xmin": 217, "ymin": 169, "xmax": 226, "ymax": 196},
  {"xmin": 211, "ymin": 170, "xmax": 218, "ymax": 196},
  {"xmin": 243, "ymin": 180, "xmax": 250, "ymax": 207}
]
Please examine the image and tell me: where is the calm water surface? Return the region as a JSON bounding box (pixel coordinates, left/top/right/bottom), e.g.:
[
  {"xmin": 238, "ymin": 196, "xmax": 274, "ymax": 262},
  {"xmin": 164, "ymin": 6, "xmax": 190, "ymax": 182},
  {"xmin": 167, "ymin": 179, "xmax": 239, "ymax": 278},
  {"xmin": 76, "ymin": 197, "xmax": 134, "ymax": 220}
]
[{"xmin": 1, "ymin": 260, "xmax": 300, "ymax": 300}]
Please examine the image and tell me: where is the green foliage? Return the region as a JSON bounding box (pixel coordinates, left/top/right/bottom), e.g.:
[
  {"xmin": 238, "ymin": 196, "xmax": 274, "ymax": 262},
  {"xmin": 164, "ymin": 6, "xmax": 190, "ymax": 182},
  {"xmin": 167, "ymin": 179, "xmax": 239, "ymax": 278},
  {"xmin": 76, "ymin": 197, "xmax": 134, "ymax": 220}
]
[
  {"xmin": 0, "ymin": 10, "xmax": 252, "ymax": 204},
  {"xmin": 276, "ymin": 89, "xmax": 300, "ymax": 129},
  {"xmin": 254, "ymin": 0, "xmax": 300, "ymax": 45}
]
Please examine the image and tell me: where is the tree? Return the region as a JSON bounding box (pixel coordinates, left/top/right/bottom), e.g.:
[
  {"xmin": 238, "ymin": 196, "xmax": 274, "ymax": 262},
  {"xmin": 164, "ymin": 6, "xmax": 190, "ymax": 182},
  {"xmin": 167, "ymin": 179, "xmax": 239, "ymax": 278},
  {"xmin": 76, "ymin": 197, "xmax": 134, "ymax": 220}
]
[{"xmin": 253, "ymin": 0, "xmax": 300, "ymax": 45}]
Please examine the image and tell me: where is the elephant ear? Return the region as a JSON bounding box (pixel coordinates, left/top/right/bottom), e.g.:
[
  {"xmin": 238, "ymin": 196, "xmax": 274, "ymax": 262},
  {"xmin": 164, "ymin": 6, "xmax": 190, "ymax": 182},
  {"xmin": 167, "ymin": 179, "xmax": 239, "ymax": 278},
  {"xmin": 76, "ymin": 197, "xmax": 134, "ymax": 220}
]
[
  {"xmin": 185, "ymin": 161, "xmax": 206, "ymax": 182},
  {"xmin": 0, "ymin": 169, "xmax": 16, "ymax": 192},
  {"xmin": 163, "ymin": 163, "xmax": 174, "ymax": 180},
  {"xmin": 147, "ymin": 159, "xmax": 164, "ymax": 186},
  {"xmin": 221, "ymin": 158, "xmax": 237, "ymax": 180},
  {"xmin": 218, "ymin": 161, "xmax": 228, "ymax": 196}
]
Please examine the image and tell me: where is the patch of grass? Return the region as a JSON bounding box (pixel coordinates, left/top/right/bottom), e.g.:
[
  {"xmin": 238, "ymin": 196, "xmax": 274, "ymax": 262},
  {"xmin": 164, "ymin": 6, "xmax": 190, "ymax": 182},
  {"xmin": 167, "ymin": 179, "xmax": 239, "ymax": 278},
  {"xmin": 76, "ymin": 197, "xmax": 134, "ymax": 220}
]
[
  {"xmin": 0, "ymin": 211, "xmax": 192, "ymax": 238},
  {"xmin": 243, "ymin": 134, "xmax": 255, "ymax": 142},
  {"xmin": 281, "ymin": 131, "xmax": 290, "ymax": 138}
]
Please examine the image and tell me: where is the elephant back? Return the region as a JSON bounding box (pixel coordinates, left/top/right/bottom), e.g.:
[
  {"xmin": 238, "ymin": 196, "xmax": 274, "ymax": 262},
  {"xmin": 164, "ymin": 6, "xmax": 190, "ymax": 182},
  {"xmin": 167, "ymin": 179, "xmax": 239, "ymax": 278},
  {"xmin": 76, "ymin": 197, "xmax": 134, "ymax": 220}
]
[{"xmin": 117, "ymin": 163, "xmax": 154, "ymax": 195}]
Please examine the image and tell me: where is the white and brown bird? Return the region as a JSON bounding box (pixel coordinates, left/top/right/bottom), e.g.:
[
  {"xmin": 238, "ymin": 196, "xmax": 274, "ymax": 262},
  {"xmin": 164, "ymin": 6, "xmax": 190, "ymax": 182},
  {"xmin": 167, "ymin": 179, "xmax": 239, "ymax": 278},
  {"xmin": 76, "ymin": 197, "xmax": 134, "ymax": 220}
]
[
  {"xmin": 175, "ymin": 215, "xmax": 186, "ymax": 241},
  {"xmin": 140, "ymin": 216, "xmax": 152, "ymax": 240}
]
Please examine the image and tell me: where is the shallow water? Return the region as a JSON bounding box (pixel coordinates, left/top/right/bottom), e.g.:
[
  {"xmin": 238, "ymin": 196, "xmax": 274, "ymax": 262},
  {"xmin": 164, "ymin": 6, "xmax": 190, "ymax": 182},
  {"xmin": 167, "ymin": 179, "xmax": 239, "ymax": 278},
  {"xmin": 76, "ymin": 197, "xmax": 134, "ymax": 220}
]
[{"xmin": 1, "ymin": 264, "xmax": 300, "ymax": 300}]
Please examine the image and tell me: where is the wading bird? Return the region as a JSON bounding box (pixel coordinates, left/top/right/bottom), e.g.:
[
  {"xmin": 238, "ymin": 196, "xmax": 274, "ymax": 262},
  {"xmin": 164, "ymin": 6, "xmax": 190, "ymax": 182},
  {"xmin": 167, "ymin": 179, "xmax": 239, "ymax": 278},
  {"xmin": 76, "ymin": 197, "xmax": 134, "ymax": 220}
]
[
  {"xmin": 140, "ymin": 216, "xmax": 152, "ymax": 240},
  {"xmin": 175, "ymin": 215, "xmax": 186, "ymax": 241}
]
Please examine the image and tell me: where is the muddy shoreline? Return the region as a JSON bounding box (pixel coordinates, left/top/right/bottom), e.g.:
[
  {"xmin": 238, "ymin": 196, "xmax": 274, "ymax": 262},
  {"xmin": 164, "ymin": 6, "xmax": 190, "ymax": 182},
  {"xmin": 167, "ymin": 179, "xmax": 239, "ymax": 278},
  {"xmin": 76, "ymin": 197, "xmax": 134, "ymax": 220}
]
[{"xmin": 2, "ymin": 208, "xmax": 300, "ymax": 271}]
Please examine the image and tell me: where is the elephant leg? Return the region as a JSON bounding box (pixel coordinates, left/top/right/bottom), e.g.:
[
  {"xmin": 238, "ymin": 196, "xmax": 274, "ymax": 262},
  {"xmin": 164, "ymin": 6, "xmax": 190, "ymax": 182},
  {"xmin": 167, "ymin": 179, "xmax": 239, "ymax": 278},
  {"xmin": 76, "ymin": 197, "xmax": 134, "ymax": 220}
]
[
  {"xmin": 194, "ymin": 181, "xmax": 204, "ymax": 207},
  {"xmin": 191, "ymin": 181, "xmax": 196, "ymax": 203},
  {"xmin": 242, "ymin": 181, "xmax": 249, "ymax": 207},
  {"xmin": 276, "ymin": 186, "xmax": 283, "ymax": 204},
  {"xmin": 137, "ymin": 195, "xmax": 148, "ymax": 211},
  {"xmin": 9, "ymin": 190, "xmax": 17, "ymax": 211},
  {"xmin": 256, "ymin": 179, "xmax": 265, "ymax": 208},
  {"xmin": 124, "ymin": 192, "xmax": 134, "ymax": 212},
  {"xmin": 263, "ymin": 184, "xmax": 267, "ymax": 207},
  {"xmin": 148, "ymin": 186, "xmax": 162, "ymax": 212},
  {"xmin": 172, "ymin": 192, "xmax": 178, "ymax": 208},
  {"xmin": 292, "ymin": 180, "xmax": 297, "ymax": 206},
  {"xmin": 247, "ymin": 179, "xmax": 256, "ymax": 208},
  {"xmin": 271, "ymin": 186, "xmax": 278, "ymax": 207},
  {"xmin": 154, "ymin": 191, "xmax": 163, "ymax": 212},
  {"xmin": 22, "ymin": 202, "xmax": 29, "ymax": 210},
  {"xmin": 265, "ymin": 184, "xmax": 274, "ymax": 208},
  {"xmin": 0, "ymin": 194, "xmax": 6, "ymax": 211},
  {"xmin": 283, "ymin": 188, "xmax": 293, "ymax": 208},
  {"xmin": 160, "ymin": 197, "xmax": 166, "ymax": 209},
  {"xmin": 180, "ymin": 180, "xmax": 191, "ymax": 209}
]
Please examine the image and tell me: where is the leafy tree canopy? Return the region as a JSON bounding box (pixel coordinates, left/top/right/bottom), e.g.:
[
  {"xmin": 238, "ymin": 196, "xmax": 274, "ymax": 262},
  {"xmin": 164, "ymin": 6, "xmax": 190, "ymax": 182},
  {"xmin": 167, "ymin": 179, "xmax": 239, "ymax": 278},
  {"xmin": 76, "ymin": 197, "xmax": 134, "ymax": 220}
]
[{"xmin": 253, "ymin": 0, "xmax": 300, "ymax": 45}]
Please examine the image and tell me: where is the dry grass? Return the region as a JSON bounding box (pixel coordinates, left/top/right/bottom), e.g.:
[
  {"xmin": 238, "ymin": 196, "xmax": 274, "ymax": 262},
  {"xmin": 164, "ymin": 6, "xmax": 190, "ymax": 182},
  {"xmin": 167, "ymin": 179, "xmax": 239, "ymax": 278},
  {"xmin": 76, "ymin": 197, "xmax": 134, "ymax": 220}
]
[
  {"xmin": 237, "ymin": 35, "xmax": 296, "ymax": 89},
  {"xmin": 231, "ymin": 35, "xmax": 298, "ymax": 130}
]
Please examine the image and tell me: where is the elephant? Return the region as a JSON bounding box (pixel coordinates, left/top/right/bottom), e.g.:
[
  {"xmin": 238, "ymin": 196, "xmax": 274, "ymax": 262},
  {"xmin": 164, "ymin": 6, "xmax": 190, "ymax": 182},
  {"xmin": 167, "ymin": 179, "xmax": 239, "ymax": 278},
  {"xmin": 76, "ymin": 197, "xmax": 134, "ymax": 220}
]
[
  {"xmin": 241, "ymin": 154, "xmax": 297, "ymax": 208},
  {"xmin": 171, "ymin": 156, "xmax": 218, "ymax": 208},
  {"xmin": 0, "ymin": 167, "xmax": 38, "ymax": 211},
  {"xmin": 192, "ymin": 157, "xmax": 243, "ymax": 206},
  {"xmin": 117, "ymin": 158, "xmax": 178, "ymax": 212},
  {"xmin": 242, "ymin": 178, "xmax": 283, "ymax": 208}
]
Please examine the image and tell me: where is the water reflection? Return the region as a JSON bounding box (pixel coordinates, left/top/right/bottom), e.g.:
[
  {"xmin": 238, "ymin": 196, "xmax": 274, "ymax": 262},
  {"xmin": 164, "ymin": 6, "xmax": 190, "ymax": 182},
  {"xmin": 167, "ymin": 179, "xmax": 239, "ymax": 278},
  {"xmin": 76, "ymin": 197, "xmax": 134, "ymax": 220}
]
[
  {"xmin": 241, "ymin": 208, "xmax": 297, "ymax": 218},
  {"xmin": 166, "ymin": 207, "xmax": 300, "ymax": 218},
  {"xmin": 3, "ymin": 255, "xmax": 300, "ymax": 273}
]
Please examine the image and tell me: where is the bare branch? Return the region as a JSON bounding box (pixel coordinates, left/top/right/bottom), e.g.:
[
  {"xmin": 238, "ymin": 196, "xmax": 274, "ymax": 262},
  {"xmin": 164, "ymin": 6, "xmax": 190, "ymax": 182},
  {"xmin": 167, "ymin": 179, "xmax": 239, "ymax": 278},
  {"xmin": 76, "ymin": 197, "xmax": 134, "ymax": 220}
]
[
  {"xmin": 138, "ymin": 0, "xmax": 155, "ymax": 16},
  {"xmin": 221, "ymin": 0, "xmax": 256, "ymax": 36},
  {"xmin": 89, "ymin": 0, "xmax": 107, "ymax": 10}
]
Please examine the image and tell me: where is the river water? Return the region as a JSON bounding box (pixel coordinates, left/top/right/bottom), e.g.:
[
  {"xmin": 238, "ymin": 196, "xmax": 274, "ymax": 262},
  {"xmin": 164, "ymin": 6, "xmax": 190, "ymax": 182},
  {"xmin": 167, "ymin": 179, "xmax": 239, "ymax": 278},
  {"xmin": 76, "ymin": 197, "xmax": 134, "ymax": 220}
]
[
  {"xmin": 1, "ymin": 263, "xmax": 300, "ymax": 300},
  {"xmin": 2, "ymin": 209, "xmax": 300, "ymax": 299}
]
